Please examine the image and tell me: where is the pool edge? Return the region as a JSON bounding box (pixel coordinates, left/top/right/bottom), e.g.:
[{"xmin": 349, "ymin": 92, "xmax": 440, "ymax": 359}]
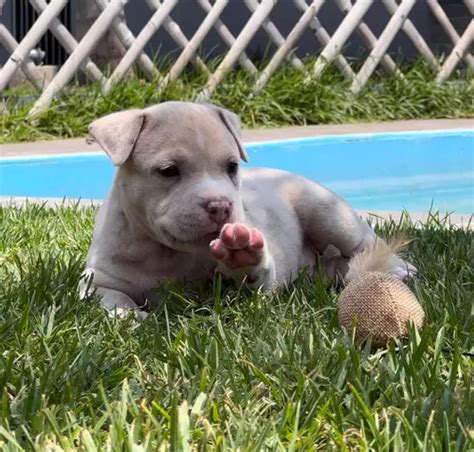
[
  {"xmin": 1, "ymin": 127, "xmax": 473, "ymax": 163},
  {"xmin": 1, "ymin": 118, "xmax": 473, "ymax": 158}
]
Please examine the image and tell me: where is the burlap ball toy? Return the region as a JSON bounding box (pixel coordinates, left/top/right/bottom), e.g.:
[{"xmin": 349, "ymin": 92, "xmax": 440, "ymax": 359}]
[
  {"xmin": 338, "ymin": 271, "xmax": 424, "ymax": 347},
  {"xmin": 338, "ymin": 240, "xmax": 425, "ymax": 347}
]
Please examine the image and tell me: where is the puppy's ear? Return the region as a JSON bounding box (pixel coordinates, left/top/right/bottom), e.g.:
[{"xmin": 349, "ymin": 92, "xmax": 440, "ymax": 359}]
[
  {"xmin": 212, "ymin": 106, "xmax": 249, "ymax": 162},
  {"xmin": 88, "ymin": 109, "xmax": 145, "ymax": 166}
]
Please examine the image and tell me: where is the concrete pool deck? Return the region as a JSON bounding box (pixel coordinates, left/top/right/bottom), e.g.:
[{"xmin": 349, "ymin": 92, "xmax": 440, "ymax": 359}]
[
  {"xmin": 1, "ymin": 118, "xmax": 472, "ymax": 227},
  {"xmin": 1, "ymin": 118, "xmax": 472, "ymax": 157}
]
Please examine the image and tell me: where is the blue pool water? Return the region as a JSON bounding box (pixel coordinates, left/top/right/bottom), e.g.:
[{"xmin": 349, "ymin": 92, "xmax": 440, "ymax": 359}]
[{"xmin": 1, "ymin": 129, "xmax": 473, "ymax": 213}]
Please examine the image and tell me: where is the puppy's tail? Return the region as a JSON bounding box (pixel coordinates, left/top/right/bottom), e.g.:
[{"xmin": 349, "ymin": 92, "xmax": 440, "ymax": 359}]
[{"xmin": 345, "ymin": 237, "xmax": 412, "ymax": 283}]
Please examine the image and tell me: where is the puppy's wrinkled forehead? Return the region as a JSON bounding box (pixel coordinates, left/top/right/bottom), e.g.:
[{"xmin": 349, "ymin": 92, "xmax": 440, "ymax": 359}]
[
  {"xmin": 133, "ymin": 103, "xmax": 239, "ymax": 164},
  {"xmin": 88, "ymin": 101, "xmax": 248, "ymax": 167}
]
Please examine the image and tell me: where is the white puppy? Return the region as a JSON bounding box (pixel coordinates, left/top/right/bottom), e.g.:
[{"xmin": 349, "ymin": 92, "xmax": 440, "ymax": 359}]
[{"xmin": 84, "ymin": 101, "xmax": 413, "ymax": 317}]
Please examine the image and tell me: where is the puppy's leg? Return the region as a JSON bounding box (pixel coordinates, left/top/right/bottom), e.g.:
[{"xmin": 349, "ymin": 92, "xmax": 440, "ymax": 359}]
[
  {"xmin": 293, "ymin": 179, "xmax": 415, "ymax": 280},
  {"xmin": 210, "ymin": 223, "xmax": 276, "ymax": 289},
  {"xmin": 79, "ymin": 268, "xmax": 148, "ymax": 319},
  {"xmin": 290, "ymin": 180, "xmax": 376, "ymax": 279},
  {"xmin": 318, "ymin": 255, "xmax": 350, "ymax": 282},
  {"xmin": 96, "ymin": 287, "xmax": 148, "ymax": 320}
]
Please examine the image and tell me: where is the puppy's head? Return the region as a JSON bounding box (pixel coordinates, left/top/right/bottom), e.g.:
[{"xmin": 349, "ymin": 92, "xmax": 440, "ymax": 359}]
[{"xmin": 89, "ymin": 101, "xmax": 248, "ymax": 253}]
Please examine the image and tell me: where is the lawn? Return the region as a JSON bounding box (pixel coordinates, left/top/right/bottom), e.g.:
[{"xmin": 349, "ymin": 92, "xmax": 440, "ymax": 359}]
[
  {"xmin": 0, "ymin": 204, "xmax": 472, "ymax": 449},
  {"xmin": 1, "ymin": 59, "xmax": 473, "ymax": 144}
]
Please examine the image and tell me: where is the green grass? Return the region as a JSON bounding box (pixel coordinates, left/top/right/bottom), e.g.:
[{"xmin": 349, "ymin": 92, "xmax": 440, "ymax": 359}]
[
  {"xmin": 0, "ymin": 204, "xmax": 472, "ymax": 450},
  {"xmin": 1, "ymin": 59, "xmax": 473, "ymax": 144}
]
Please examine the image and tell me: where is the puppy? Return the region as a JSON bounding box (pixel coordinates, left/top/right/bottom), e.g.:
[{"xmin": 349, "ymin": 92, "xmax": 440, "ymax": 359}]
[{"xmin": 83, "ymin": 101, "xmax": 413, "ymax": 317}]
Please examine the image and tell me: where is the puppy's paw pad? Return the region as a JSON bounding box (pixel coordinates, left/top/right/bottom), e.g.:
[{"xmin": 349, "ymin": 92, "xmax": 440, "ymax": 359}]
[{"xmin": 210, "ymin": 223, "xmax": 265, "ymax": 269}]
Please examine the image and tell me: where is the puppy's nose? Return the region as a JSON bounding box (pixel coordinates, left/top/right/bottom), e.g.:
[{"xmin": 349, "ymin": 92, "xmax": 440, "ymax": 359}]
[{"xmin": 204, "ymin": 199, "xmax": 232, "ymax": 224}]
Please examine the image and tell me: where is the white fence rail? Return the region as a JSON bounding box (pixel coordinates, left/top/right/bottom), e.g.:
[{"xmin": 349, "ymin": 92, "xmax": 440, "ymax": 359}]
[{"xmin": 0, "ymin": 0, "xmax": 472, "ymax": 117}]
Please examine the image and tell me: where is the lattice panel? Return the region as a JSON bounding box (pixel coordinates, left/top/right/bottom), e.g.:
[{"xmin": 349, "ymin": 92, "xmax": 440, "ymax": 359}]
[{"xmin": 0, "ymin": 0, "xmax": 472, "ymax": 117}]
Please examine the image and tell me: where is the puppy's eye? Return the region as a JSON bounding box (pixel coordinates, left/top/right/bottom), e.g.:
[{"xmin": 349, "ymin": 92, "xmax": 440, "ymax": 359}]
[
  {"xmin": 157, "ymin": 166, "xmax": 179, "ymax": 178},
  {"xmin": 227, "ymin": 162, "xmax": 238, "ymax": 176}
]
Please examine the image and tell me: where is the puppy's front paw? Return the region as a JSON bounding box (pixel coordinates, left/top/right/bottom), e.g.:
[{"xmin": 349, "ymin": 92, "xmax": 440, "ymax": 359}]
[
  {"xmin": 105, "ymin": 306, "xmax": 149, "ymax": 321},
  {"xmin": 209, "ymin": 223, "xmax": 265, "ymax": 270}
]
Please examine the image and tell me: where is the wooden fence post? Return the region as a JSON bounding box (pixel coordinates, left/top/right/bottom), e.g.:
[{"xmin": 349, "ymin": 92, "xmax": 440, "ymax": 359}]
[
  {"xmin": 146, "ymin": 0, "xmax": 209, "ymax": 74},
  {"xmin": 334, "ymin": 0, "xmax": 400, "ymax": 77},
  {"xmin": 93, "ymin": 0, "xmax": 160, "ymax": 81},
  {"xmin": 381, "ymin": 0, "xmax": 439, "ymax": 71},
  {"xmin": 463, "ymin": 0, "xmax": 473, "ymax": 16},
  {"xmin": 103, "ymin": 0, "xmax": 177, "ymax": 95},
  {"xmin": 29, "ymin": 0, "xmax": 104, "ymax": 83},
  {"xmin": 29, "ymin": 0, "xmax": 124, "ymax": 116},
  {"xmin": 0, "ymin": 25, "xmax": 45, "ymax": 90},
  {"xmin": 196, "ymin": 0, "xmax": 257, "ymax": 74},
  {"xmin": 294, "ymin": 0, "xmax": 356, "ymax": 81},
  {"xmin": 196, "ymin": 0, "xmax": 277, "ymax": 101},
  {"xmin": 245, "ymin": 0, "xmax": 304, "ymax": 70},
  {"xmin": 160, "ymin": 0, "xmax": 229, "ymax": 90},
  {"xmin": 427, "ymin": 0, "xmax": 474, "ymax": 70},
  {"xmin": 312, "ymin": 0, "xmax": 373, "ymax": 79},
  {"xmin": 436, "ymin": 20, "xmax": 474, "ymax": 82},
  {"xmin": 0, "ymin": 0, "xmax": 68, "ymax": 91},
  {"xmin": 351, "ymin": 0, "xmax": 417, "ymax": 94},
  {"xmin": 254, "ymin": 0, "xmax": 322, "ymax": 94}
]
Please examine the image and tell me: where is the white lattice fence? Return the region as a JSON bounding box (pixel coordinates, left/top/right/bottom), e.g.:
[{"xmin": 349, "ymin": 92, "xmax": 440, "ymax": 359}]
[{"xmin": 0, "ymin": 0, "xmax": 472, "ymax": 117}]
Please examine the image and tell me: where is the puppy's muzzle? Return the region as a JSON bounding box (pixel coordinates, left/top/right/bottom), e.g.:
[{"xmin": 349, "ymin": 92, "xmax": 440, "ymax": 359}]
[{"xmin": 203, "ymin": 198, "xmax": 232, "ymax": 225}]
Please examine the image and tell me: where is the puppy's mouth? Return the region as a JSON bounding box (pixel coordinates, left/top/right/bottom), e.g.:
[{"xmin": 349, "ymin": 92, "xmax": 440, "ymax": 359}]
[
  {"xmin": 163, "ymin": 228, "xmax": 221, "ymax": 247},
  {"xmin": 202, "ymin": 231, "xmax": 220, "ymax": 242}
]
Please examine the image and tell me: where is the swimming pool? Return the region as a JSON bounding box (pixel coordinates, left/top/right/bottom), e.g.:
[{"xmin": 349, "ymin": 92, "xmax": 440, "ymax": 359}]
[{"xmin": 1, "ymin": 129, "xmax": 473, "ymax": 213}]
